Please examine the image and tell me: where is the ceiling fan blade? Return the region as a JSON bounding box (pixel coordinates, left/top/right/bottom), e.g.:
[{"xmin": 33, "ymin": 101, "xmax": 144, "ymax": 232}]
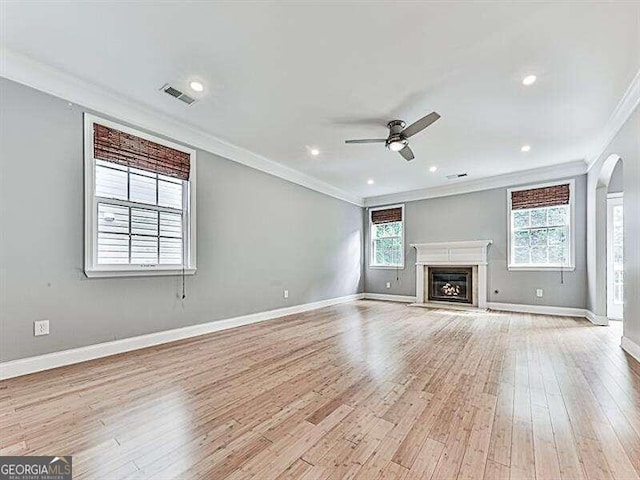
[
  {"xmin": 399, "ymin": 145, "xmax": 415, "ymax": 161},
  {"xmin": 401, "ymin": 112, "xmax": 441, "ymax": 138},
  {"xmin": 345, "ymin": 139, "xmax": 387, "ymax": 144}
]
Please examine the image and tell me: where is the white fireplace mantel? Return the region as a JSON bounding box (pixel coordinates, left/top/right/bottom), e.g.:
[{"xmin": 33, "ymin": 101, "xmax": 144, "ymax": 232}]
[{"xmin": 411, "ymin": 240, "xmax": 492, "ymax": 309}]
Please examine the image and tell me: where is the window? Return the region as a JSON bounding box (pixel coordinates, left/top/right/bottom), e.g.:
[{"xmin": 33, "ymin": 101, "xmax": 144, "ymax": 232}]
[
  {"xmin": 507, "ymin": 180, "xmax": 574, "ymax": 271},
  {"xmin": 84, "ymin": 114, "xmax": 196, "ymax": 277},
  {"xmin": 370, "ymin": 205, "xmax": 404, "ymax": 268}
]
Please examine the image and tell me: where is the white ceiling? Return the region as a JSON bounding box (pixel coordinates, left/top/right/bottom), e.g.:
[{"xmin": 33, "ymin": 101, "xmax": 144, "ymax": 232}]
[{"xmin": 3, "ymin": 2, "xmax": 639, "ymax": 200}]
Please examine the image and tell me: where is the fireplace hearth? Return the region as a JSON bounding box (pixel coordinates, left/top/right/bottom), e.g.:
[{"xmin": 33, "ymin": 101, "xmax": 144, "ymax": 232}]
[{"xmin": 428, "ymin": 267, "xmax": 473, "ymax": 304}]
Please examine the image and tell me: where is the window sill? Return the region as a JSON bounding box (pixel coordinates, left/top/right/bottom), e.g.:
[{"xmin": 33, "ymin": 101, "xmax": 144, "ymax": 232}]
[
  {"xmin": 508, "ymin": 265, "xmax": 575, "ymax": 272},
  {"xmin": 85, "ymin": 267, "xmax": 197, "ymax": 278},
  {"xmin": 369, "ymin": 265, "xmax": 405, "ymax": 270}
]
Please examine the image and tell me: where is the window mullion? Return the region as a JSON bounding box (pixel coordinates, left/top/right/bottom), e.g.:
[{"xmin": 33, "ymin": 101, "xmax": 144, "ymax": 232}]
[
  {"xmin": 95, "ymin": 196, "xmax": 182, "ymax": 214},
  {"xmin": 128, "ymin": 206, "xmax": 132, "ymax": 265},
  {"xmin": 157, "ymin": 210, "xmax": 160, "ymax": 264},
  {"xmin": 155, "ymin": 174, "xmax": 160, "ymax": 265}
]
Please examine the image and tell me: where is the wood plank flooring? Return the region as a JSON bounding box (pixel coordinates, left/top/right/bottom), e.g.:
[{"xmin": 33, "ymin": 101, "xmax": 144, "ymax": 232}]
[{"xmin": 1, "ymin": 300, "xmax": 639, "ymax": 479}]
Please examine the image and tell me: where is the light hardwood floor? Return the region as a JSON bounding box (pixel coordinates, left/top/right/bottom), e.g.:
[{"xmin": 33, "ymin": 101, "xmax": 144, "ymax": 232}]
[{"xmin": 1, "ymin": 301, "xmax": 639, "ymax": 480}]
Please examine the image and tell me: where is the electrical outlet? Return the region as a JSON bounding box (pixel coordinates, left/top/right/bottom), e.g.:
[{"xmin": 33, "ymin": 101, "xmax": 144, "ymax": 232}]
[
  {"xmin": 536, "ymin": 288, "xmax": 543, "ymax": 298},
  {"xmin": 34, "ymin": 319, "xmax": 49, "ymax": 336},
  {"xmin": 283, "ymin": 289, "xmax": 289, "ymax": 299},
  {"xmin": 386, "ymin": 282, "xmax": 391, "ymax": 289}
]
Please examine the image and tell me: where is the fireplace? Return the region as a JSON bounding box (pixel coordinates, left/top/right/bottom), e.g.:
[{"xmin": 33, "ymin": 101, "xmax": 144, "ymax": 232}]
[
  {"xmin": 412, "ymin": 241, "xmax": 491, "ymax": 309},
  {"xmin": 428, "ymin": 267, "xmax": 473, "ymax": 304}
]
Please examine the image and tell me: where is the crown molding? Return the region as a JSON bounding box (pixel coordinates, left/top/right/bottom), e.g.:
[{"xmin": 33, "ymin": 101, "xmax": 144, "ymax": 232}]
[
  {"xmin": 363, "ymin": 160, "xmax": 587, "ymax": 207},
  {"xmin": 4, "ymin": 48, "xmax": 633, "ymax": 208},
  {"xmin": 586, "ymin": 69, "xmax": 640, "ymax": 171},
  {"xmin": 0, "ymin": 49, "xmax": 364, "ymax": 207}
]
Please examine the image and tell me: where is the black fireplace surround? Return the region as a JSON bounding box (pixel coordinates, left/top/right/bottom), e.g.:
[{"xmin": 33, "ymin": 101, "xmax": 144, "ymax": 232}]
[{"xmin": 428, "ymin": 267, "xmax": 473, "ymax": 304}]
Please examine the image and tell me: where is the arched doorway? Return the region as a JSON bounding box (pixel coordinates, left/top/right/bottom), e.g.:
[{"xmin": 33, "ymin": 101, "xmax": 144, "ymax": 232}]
[
  {"xmin": 606, "ymin": 162, "xmax": 624, "ymax": 319},
  {"xmin": 595, "ymin": 154, "xmax": 624, "ymax": 322}
]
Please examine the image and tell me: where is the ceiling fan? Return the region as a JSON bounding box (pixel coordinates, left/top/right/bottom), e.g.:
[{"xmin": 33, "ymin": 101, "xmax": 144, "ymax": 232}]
[{"xmin": 344, "ymin": 112, "xmax": 440, "ymax": 161}]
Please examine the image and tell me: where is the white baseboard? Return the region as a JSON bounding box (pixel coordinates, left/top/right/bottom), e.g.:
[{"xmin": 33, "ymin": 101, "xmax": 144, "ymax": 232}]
[
  {"xmin": 365, "ymin": 298, "xmax": 609, "ymax": 327},
  {"xmin": 363, "ymin": 293, "xmax": 417, "ymax": 303},
  {"xmin": 585, "ymin": 310, "xmax": 609, "ymax": 326},
  {"xmin": 0, "ymin": 293, "xmax": 365, "ymax": 380},
  {"xmin": 487, "ymin": 302, "xmax": 586, "ymax": 317},
  {"xmin": 621, "ymin": 336, "xmax": 640, "ymax": 364},
  {"xmin": 486, "ymin": 302, "xmax": 603, "ymax": 323}
]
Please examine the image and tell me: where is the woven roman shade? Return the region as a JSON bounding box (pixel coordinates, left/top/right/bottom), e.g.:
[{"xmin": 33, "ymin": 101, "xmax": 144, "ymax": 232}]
[
  {"xmin": 371, "ymin": 207, "xmax": 403, "ymax": 224},
  {"xmin": 511, "ymin": 184, "xmax": 570, "ymax": 210},
  {"xmin": 93, "ymin": 123, "xmax": 191, "ymax": 181}
]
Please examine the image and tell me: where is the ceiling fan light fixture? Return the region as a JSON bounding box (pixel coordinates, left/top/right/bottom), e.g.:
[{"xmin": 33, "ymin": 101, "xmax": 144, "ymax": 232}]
[
  {"xmin": 344, "ymin": 111, "xmax": 440, "ymax": 162},
  {"xmin": 387, "ymin": 140, "xmax": 406, "ymax": 152}
]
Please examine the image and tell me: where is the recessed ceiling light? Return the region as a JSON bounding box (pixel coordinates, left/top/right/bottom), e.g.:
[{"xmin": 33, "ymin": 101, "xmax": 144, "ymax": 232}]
[
  {"xmin": 189, "ymin": 81, "xmax": 204, "ymax": 92},
  {"xmin": 521, "ymin": 145, "xmax": 531, "ymax": 152},
  {"xmin": 522, "ymin": 75, "xmax": 537, "ymax": 86},
  {"xmin": 367, "ymin": 179, "xmax": 374, "ymax": 185},
  {"xmin": 310, "ymin": 148, "xmax": 320, "ymax": 156},
  {"xmin": 429, "ymin": 166, "xmax": 437, "ymax": 172}
]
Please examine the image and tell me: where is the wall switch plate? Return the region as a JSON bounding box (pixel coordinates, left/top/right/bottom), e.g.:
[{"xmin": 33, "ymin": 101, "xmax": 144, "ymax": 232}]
[
  {"xmin": 283, "ymin": 289, "xmax": 289, "ymax": 299},
  {"xmin": 536, "ymin": 288, "xmax": 543, "ymax": 298},
  {"xmin": 34, "ymin": 319, "xmax": 49, "ymax": 336},
  {"xmin": 386, "ymin": 282, "xmax": 391, "ymax": 289}
]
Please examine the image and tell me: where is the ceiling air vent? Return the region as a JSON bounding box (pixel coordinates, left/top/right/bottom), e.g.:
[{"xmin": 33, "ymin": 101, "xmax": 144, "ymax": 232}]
[
  {"xmin": 446, "ymin": 173, "xmax": 468, "ymax": 180},
  {"xmin": 160, "ymin": 84, "xmax": 197, "ymax": 105}
]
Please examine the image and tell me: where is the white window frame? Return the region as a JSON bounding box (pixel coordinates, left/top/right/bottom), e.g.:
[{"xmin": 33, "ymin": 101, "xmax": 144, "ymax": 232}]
[
  {"xmin": 84, "ymin": 114, "xmax": 197, "ymax": 278},
  {"xmin": 369, "ymin": 204, "xmax": 405, "ymax": 269},
  {"xmin": 507, "ymin": 179, "xmax": 575, "ymax": 271}
]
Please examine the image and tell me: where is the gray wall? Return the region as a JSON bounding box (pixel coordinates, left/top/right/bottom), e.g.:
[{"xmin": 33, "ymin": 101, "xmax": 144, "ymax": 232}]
[
  {"xmin": 587, "ymin": 105, "xmax": 639, "ymax": 345},
  {"xmin": 365, "ymin": 176, "xmax": 588, "ymax": 308},
  {"xmin": 608, "ymin": 161, "xmax": 624, "ymax": 193},
  {"xmin": 0, "ymin": 79, "xmax": 364, "ymax": 362}
]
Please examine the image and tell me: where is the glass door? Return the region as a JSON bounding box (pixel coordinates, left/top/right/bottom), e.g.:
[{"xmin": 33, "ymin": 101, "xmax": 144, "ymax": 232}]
[{"xmin": 607, "ymin": 195, "xmax": 623, "ymax": 320}]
